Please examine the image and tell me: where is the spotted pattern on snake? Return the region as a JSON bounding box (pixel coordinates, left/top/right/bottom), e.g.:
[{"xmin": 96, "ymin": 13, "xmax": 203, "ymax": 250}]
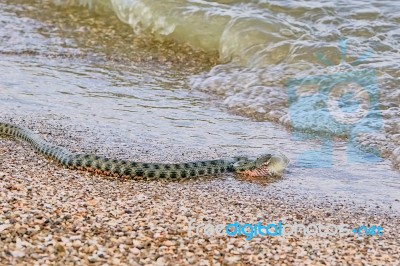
[{"xmin": 0, "ymin": 122, "xmax": 289, "ymax": 180}]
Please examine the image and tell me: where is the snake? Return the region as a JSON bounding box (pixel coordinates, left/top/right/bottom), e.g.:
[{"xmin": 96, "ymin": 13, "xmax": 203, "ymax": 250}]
[{"xmin": 0, "ymin": 122, "xmax": 289, "ymax": 180}]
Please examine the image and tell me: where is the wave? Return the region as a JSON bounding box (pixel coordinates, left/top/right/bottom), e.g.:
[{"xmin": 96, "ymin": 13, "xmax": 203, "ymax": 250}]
[
  {"xmin": 55, "ymin": 0, "xmax": 400, "ymax": 68},
  {"xmin": 52, "ymin": 0, "xmax": 400, "ymax": 168}
]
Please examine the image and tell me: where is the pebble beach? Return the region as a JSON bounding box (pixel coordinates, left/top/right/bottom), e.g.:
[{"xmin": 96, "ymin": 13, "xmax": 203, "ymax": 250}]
[
  {"xmin": 1, "ymin": 119, "xmax": 399, "ymax": 265},
  {"xmin": 1, "ymin": 0, "xmax": 400, "ymax": 265}
]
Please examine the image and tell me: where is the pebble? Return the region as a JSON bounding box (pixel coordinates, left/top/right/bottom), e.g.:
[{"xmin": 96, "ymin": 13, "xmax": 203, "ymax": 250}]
[
  {"xmin": 0, "ymin": 224, "xmax": 12, "ymax": 233},
  {"xmin": 162, "ymin": 240, "xmax": 175, "ymax": 247},
  {"xmin": 11, "ymin": 250, "xmax": 25, "ymax": 258},
  {"xmin": 130, "ymin": 248, "xmax": 140, "ymax": 255}
]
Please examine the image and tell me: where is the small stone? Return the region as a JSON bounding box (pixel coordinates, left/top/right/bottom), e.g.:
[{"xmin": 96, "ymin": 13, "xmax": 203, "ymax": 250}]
[
  {"xmin": 11, "ymin": 250, "xmax": 25, "ymax": 258},
  {"xmin": 156, "ymin": 256, "xmax": 166, "ymax": 266},
  {"xmin": 0, "ymin": 224, "xmax": 11, "ymax": 233},
  {"xmin": 132, "ymin": 240, "xmax": 143, "ymax": 248},
  {"xmin": 131, "ymin": 248, "xmax": 140, "ymax": 255},
  {"xmin": 6, "ymin": 184, "xmax": 23, "ymax": 191},
  {"xmin": 88, "ymin": 255, "xmax": 98, "ymax": 262},
  {"xmin": 186, "ymin": 251, "xmax": 194, "ymax": 257},
  {"xmin": 135, "ymin": 194, "xmax": 148, "ymax": 201},
  {"xmin": 162, "ymin": 240, "xmax": 175, "ymax": 247},
  {"xmin": 55, "ymin": 245, "xmax": 65, "ymax": 253},
  {"xmin": 87, "ymin": 199, "xmax": 98, "ymax": 206},
  {"xmin": 63, "ymin": 215, "xmax": 72, "ymax": 221},
  {"xmin": 112, "ymin": 258, "xmax": 121, "ymax": 264}
]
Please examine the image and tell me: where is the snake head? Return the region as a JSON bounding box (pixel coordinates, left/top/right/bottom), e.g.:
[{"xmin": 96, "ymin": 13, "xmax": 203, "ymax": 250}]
[
  {"xmin": 234, "ymin": 153, "xmax": 289, "ymax": 177},
  {"xmin": 232, "ymin": 154, "xmax": 271, "ymax": 173},
  {"xmin": 255, "ymin": 154, "xmax": 273, "ymax": 167}
]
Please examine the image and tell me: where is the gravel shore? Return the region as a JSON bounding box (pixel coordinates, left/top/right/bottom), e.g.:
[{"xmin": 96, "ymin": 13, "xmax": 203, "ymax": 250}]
[{"xmin": 1, "ymin": 121, "xmax": 399, "ymax": 265}]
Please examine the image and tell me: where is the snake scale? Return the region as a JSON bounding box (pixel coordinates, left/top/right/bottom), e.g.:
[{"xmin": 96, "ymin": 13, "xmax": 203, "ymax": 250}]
[{"xmin": 0, "ymin": 122, "xmax": 289, "ymax": 180}]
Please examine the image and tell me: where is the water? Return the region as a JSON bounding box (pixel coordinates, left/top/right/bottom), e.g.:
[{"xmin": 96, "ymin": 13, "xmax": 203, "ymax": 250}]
[{"xmin": 0, "ymin": 0, "xmax": 399, "ymax": 211}]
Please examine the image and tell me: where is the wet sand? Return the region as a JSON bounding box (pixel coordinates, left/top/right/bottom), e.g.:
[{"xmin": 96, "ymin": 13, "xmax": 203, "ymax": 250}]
[{"xmin": 1, "ymin": 121, "xmax": 399, "ymax": 265}]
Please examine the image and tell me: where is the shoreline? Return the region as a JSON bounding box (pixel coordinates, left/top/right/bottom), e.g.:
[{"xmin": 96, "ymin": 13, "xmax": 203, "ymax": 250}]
[
  {"xmin": 1, "ymin": 1, "xmax": 400, "ymax": 264},
  {"xmin": 1, "ymin": 121, "xmax": 399, "ymax": 265}
]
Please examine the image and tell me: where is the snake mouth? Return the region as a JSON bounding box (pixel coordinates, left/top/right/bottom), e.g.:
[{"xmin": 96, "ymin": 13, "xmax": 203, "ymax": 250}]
[
  {"xmin": 244, "ymin": 153, "xmax": 290, "ymax": 178},
  {"xmin": 242, "ymin": 165, "xmax": 272, "ymax": 177}
]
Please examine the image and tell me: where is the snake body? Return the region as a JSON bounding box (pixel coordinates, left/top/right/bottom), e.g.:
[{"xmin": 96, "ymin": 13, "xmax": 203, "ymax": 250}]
[{"xmin": 0, "ymin": 122, "xmax": 288, "ymax": 180}]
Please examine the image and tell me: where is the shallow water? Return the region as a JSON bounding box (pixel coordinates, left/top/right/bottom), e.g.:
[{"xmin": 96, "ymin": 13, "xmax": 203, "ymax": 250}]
[{"xmin": 0, "ymin": 0, "xmax": 399, "ymax": 211}]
